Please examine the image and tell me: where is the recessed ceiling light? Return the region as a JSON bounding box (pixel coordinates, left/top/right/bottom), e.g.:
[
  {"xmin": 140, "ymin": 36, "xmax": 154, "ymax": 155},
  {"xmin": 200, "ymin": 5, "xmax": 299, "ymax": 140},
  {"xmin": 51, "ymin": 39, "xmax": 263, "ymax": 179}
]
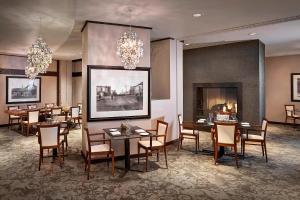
[
  {"xmin": 185, "ymin": 43, "xmax": 190, "ymax": 46},
  {"xmin": 193, "ymin": 13, "xmax": 202, "ymax": 18},
  {"xmin": 249, "ymin": 32, "xmax": 257, "ymax": 36}
]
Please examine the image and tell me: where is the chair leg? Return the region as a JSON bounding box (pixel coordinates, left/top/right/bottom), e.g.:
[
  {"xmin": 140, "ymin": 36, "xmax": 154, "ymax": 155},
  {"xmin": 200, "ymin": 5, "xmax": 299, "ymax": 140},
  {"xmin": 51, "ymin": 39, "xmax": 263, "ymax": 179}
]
[
  {"xmin": 58, "ymin": 147, "xmax": 63, "ymax": 168},
  {"xmin": 261, "ymin": 141, "xmax": 264, "ymax": 156},
  {"xmin": 242, "ymin": 140, "xmax": 245, "ymax": 160},
  {"xmin": 106, "ymin": 154, "xmax": 109, "ymax": 168},
  {"xmin": 145, "ymin": 149, "xmax": 148, "ymax": 172},
  {"xmin": 84, "ymin": 156, "xmax": 87, "ymax": 172},
  {"xmin": 180, "ymin": 137, "xmax": 183, "ymax": 149},
  {"xmin": 264, "ymin": 142, "xmax": 268, "ymax": 163},
  {"xmin": 111, "ymin": 152, "xmax": 115, "ymax": 176},
  {"xmin": 164, "ymin": 146, "xmax": 168, "ymax": 169},
  {"xmin": 62, "ymin": 143, "xmax": 65, "ymax": 161},
  {"xmin": 137, "ymin": 144, "xmax": 140, "ymax": 165},
  {"xmin": 156, "ymin": 151, "xmax": 159, "ymax": 162},
  {"xmin": 214, "ymin": 144, "xmax": 218, "ymax": 165},
  {"xmin": 198, "ymin": 134, "xmax": 200, "ymax": 150},
  {"xmin": 195, "ymin": 136, "xmax": 198, "ymax": 154},
  {"xmin": 26, "ymin": 125, "xmax": 30, "ymax": 137},
  {"xmin": 234, "ymin": 145, "xmax": 238, "ymax": 168},
  {"xmin": 177, "ymin": 135, "xmax": 181, "ymax": 151},
  {"xmin": 39, "ymin": 148, "xmax": 42, "ymax": 171},
  {"xmin": 87, "ymin": 154, "xmax": 91, "ymax": 180}
]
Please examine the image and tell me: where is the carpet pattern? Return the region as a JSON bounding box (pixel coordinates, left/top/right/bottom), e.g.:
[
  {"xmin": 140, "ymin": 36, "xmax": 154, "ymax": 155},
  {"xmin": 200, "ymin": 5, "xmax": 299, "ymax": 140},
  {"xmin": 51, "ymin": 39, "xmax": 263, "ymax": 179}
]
[{"xmin": 0, "ymin": 125, "xmax": 300, "ymax": 200}]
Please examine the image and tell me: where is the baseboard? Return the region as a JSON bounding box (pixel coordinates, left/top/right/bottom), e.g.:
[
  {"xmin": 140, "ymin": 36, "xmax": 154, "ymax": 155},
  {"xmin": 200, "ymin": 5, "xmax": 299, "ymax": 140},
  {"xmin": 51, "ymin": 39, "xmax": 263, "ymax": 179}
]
[
  {"xmin": 269, "ymin": 121, "xmax": 299, "ymax": 126},
  {"xmin": 0, "ymin": 124, "xmax": 9, "ymax": 127}
]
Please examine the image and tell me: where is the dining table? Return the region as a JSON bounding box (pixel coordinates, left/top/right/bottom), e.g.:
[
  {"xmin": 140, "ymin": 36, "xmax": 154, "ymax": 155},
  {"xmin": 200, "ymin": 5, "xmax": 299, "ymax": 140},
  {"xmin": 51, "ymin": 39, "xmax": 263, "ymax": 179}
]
[
  {"xmin": 103, "ymin": 125, "xmax": 152, "ymax": 175},
  {"xmin": 184, "ymin": 119, "xmax": 255, "ymax": 157}
]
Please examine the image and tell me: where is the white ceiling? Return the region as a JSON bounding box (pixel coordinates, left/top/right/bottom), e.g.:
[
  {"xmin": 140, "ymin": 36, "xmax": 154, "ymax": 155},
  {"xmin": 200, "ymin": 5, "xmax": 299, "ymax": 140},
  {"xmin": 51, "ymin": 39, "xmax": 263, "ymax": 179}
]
[{"xmin": 1, "ymin": 0, "xmax": 300, "ymax": 59}]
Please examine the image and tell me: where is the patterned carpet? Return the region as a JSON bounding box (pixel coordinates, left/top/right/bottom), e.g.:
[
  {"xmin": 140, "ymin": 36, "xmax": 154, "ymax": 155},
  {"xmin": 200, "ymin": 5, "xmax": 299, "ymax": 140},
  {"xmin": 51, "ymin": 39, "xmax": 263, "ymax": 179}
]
[{"xmin": 0, "ymin": 124, "xmax": 300, "ymax": 200}]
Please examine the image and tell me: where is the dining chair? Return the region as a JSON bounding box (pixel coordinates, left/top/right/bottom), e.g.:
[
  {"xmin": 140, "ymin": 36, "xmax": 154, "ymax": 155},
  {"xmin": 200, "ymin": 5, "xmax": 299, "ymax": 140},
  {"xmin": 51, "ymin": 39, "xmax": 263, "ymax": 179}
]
[
  {"xmin": 59, "ymin": 122, "xmax": 70, "ymax": 151},
  {"xmin": 7, "ymin": 106, "xmax": 20, "ymax": 130},
  {"xmin": 69, "ymin": 106, "xmax": 81, "ymax": 128},
  {"xmin": 284, "ymin": 105, "xmax": 299, "ymax": 125},
  {"xmin": 241, "ymin": 118, "xmax": 268, "ymax": 162},
  {"xmin": 27, "ymin": 104, "xmax": 37, "ymax": 110},
  {"xmin": 21, "ymin": 110, "xmax": 39, "ymax": 136},
  {"xmin": 51, "ymin": 107, "xmax": 62, "ymax": 116},
  {"xmin": 213, "ymin": 122, "xmax": 239, "ymax": 167},
  {"xmin": 137, "ymin": 120, "xmax": 169, "ymax": 172},
  {"xmin": 177, "ymin": 114, "xmax": 199, "ymax": 153},
  {"xmin": 83, "ymin": 127, "xmax": 115, "ymax": 180},
  {"xmin": 37, "ymin": 124, "xmax": 64, "ymax": 170}
]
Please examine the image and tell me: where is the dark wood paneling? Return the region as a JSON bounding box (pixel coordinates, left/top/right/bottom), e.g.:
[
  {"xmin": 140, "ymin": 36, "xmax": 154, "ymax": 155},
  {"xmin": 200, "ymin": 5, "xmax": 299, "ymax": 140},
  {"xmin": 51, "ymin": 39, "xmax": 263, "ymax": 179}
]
[
  {"xmin": 72, "ymin": 72, "xmax": 82, "ymax": 77},
  {"xmin": 0, "ymin": 68, "xmax": 57, "ymax": 76},
  {"xmin": 81, "ymin": 20, "xmax": 152, "ymax": 32},
  {"xmin": 151, "ymin": 37, "xmax": 175, "ymax": 43},
  {"xmin": 72, "ymin": 59, "xmax": 82, "ymax": 63}
]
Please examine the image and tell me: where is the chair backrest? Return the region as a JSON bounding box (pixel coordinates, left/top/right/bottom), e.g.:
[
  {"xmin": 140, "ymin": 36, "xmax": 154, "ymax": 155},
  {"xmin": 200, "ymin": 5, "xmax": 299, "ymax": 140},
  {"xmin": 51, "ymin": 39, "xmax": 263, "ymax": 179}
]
[
  {"xmin": 216, "ymin": 114, "xmax": 230, "ymax": 121},
  {"xmin": 178, "ymin": 114, "xmax": 183, "ymax": 132},
  {"xmin": 83, "ymin": 127, "xmax": 91, "ymax": 153},
  {"xmin": 45, "ymin": 103, "xmax": 55, "ymax": 108},
  {"xmin": 8, "ymin": 106, "xmax": 19, "ymax": 118},
  {"xmin": 27, "ymin": 104, "xmax": 37, "ymax": 109},
  {"xmin": 51, "ymin": 108, "xmax": 62, "ymax": 116},
  {"xmin": 156, "ymin": 120, "xmax": 168, "ymax": 144},
  {"xmin": 38, "ymin": 124, "xmax": 60, "ymax": 147},
  {"xmin": 28, "ymin": 110, "xmax": 39, "ymax": 123},
  {"xmin": 285, "ymin": 105, "xmax": 295, "ymax": 117},
  {"xmin": 71, "ymin": 107, "xmax": 80, "ymax": 118},
  {"xmin": 261, "ymin": 118, "xmax": 268, "ymax": 138},
  {"xmin": 214, "ymin": 122, "xmax": 238, "ymax": 145}
]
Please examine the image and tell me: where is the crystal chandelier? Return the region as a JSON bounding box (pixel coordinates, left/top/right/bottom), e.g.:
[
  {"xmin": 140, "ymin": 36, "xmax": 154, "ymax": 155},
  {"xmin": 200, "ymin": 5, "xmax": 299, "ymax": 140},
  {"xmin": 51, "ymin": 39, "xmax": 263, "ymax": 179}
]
[
  {"xmin": 26, "ymin": 37, "xmax": 52, "ymax": 79},
  {"xmin": 116, "ymin": 29, "xmax": 144, "ymax": 70}
]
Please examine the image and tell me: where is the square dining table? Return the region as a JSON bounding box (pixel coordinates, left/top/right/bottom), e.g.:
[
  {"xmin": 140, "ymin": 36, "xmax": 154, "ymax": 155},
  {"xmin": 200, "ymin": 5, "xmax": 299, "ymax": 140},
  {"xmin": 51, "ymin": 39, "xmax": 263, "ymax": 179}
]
[{"xmin": 103, "ymin": 126, "xmax": 152, "ymax": 173}]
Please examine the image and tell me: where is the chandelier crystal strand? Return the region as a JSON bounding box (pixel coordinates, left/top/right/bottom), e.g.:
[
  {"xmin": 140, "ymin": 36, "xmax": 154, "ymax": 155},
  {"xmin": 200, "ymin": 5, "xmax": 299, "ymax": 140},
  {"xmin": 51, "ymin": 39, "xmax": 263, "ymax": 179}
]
[
  {"xmin": 26, "ymin": 37, "xmax": 52, "ymax": 79},
  {"xmin": 116, "ymin": 30, "xmax": 144, "ymax": 70}
]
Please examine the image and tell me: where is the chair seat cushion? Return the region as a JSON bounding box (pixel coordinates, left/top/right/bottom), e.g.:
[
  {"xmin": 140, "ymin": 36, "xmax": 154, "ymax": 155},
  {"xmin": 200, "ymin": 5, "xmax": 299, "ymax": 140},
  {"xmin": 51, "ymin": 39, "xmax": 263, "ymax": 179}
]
[
  {"xmin": 293, "ymin": 115, "xmax": 300, "ymax": 118},
  {"xmin": 138, "ymin": 140, "xmax": 163, "ymax": 148},
  {"xmin": 242, "ymin": 134, "xmax": 263, "ymax": 140},
  {"xmin": 10, "ymin": 115, "xmax": 20, "ymax": 119},
  {"xmin": 181, "ymin": 129, "xmax": 198, "ymax": 135},
  {"xmin": 90, "ymin": 144, "xmax": 111, "ymax": 153}
]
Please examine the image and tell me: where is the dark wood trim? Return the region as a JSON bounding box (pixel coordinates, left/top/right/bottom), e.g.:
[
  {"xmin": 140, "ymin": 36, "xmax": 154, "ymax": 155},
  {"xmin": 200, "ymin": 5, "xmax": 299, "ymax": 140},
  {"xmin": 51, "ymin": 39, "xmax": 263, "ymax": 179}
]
[
  {"xmin": 87, "ymin": 65, "xmax": 151, "ymax": 122},
  {"xmin": 6, "ymin": 76, "xmax": 42, "ymax": 104},
  {"xmin": 151, "ymin": 37, "xmax": 175, "ymax": 43},
  {"xmin": 72, "ymin": 59, "xmax": 82, "ymax": 63},
  {"xmin": 291, "ymin": 73, "xmax": 300, "ymax": 102},
  {"xmin": 72, "ymin": 72, "xmax": 82, "ymax": 77},
  {"xmin": 0, "ymin": 68, "xmax": 57, "ymax": 76},
  {"xmin": 57, "ymin": 60, "xmax": 60, "ymax": 106},
  {"xmin": 0, "ymin": 53, "xmax": 27, "ymax": 58},
  {"xmin": 0, "ymin": 124, "xmax": 8, "ymax": 127},
  {"xmin": 269, "ymin": 121, "xmax": 299, "ymax": 126},
  {"xmin": 81, "ymin": 20, "xmax": 152, "ymax": 32}
]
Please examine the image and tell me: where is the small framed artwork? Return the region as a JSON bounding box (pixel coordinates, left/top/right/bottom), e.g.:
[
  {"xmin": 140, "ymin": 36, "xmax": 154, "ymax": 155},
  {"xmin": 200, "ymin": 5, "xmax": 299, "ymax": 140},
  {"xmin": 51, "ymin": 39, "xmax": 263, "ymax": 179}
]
[
  {"xmin": 6, "ymin": 76, "xmax": 41, "ymax": 104},
  {"xmin": 87, "ymin": 65, "xmax": 151, "ymax": 121},
  {"xmin": 291, "ymin": 73, "xmax": 300, "ymax": 102}
]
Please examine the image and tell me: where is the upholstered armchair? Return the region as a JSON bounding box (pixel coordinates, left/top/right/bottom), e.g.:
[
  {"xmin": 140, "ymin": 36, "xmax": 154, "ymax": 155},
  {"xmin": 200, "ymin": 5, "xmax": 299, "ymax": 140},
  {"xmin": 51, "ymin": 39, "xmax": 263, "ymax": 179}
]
[
  {"xmin": 21, "ymin": 110, "xmax": 39, "ymax": 136},
  {"xmin": 7, "ymin": 106, "xmax": 20, "ymax": 130},
  {"xmin": 137, "ymin": 120, "xmax": 169, "ymax": 172},
  {"xmin": 285, "ymin": 105, "xmax": 299, "ymax": 125}
]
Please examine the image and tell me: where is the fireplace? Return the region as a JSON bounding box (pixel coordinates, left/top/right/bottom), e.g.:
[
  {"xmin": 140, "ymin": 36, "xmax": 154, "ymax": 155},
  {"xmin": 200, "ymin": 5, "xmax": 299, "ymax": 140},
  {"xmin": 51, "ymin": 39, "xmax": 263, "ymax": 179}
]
[{"xmin": 193, "ymin": 82, "xmax": 242, "ymax": 121}]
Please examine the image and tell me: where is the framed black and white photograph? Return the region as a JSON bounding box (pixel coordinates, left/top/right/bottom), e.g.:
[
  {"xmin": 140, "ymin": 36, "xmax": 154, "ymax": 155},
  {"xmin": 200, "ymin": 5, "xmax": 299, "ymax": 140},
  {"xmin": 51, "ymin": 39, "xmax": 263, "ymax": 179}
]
[
  {"xmin": 291, "ymin": 73, "xmax": 300, "ymax": 102},
  {"xmin": 87, "ymin": 65, "xmax": 150, "ymax": 121},
  {"xmin": 6, "ymin": 76, "xmax": 41, "ymax": 104}
]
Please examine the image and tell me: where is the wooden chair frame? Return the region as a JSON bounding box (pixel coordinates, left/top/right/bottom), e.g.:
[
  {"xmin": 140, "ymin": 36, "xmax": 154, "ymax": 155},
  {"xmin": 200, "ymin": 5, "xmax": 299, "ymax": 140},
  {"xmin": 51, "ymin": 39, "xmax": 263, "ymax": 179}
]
[
  {"xmin": 213, "ymin": 122, "xmax": 239, "ymax": 168},
  {"xmin": 177, "ymin": 114, "xmax": 199, "ymax": 153},
  {"xmin": 38, "ymin": 124, "xmax": 64, "ymax": 170},
  {"xmin": 8, "ymin": 105, "xmax": 20, "ymax": 130},
  {"xmin": 21, "ymin": 110, "xmax": 40, "ymax": 136},
  {"xmin": 70, "ymin": 106, "xmax": 81, "ymax": 128},
  {"xmin": 137, "ymin": 120, "xmax": 169, "ymax": 172},
  {"xmin": 241, "ymin": 118, "xmax": 268, "ymax": 162},
  {"xmin": 84, "ymin": 128, "xmax": 115, "ymax": 180},
  {"xmin": 284, "ymin": 104, "xmax": 299, "ymax": 125}
]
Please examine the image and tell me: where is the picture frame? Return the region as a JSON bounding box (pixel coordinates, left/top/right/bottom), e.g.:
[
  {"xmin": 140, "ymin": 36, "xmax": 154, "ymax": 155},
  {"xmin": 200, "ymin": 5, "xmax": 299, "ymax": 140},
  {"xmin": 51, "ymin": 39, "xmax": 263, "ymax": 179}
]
[
  {"xmin": 291, "ymin": 73, "xmax": 300, "ymax": 102},
  {"xmin": 87, "ymin": 65, "xmax": 151, "ymax": 121},
  {"xmin": 6, "ymin": 76, "xmax": 41, "ymax": 104}
]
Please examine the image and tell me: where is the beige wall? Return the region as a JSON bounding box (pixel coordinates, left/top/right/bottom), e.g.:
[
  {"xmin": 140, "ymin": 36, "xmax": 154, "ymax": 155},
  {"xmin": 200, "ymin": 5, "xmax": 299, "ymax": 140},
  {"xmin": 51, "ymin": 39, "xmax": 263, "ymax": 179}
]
[
  {"xmin": 266, "ymin": 55, "xmax": 300, "ymax": 122},
  {"xmin": 72, "ymin": 60, "xmax": 82, "ymax": 105},
  {"xmin": 0, "ymin": 55, "xmax": 58, "ymax": 125},
  {"xmin": 59, "ymin": 60, "xmax": 72, "ymax": 107}
]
